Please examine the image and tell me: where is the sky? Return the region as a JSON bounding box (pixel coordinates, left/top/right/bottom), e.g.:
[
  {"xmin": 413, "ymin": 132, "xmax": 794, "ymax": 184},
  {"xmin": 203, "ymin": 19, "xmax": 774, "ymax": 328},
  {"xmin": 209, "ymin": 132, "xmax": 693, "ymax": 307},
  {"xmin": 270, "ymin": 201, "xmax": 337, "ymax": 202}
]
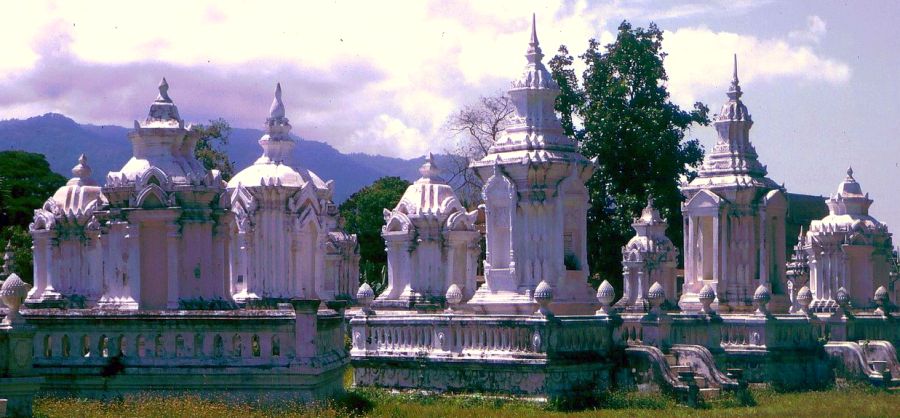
[{"xmin": 1, "ymin": 0, "xmax": 899, "ymax": 231}]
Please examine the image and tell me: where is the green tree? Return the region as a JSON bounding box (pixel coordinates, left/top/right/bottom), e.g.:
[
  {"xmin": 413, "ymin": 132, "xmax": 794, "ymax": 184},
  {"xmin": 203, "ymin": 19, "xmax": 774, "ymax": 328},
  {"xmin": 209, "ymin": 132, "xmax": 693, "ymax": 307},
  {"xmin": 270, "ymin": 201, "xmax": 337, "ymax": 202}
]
[
  {"xmin": 0, "ymin": 151, "xmax": 67, "ymax": 227},
  {"xmin": 0, "ymin": 151, "xmax": 65, "ymax": 282},
  {"xmin": 339, "ymin": 176, "xmax": 411, "ymax": 291},
  {"xmin": 193, "ymin": 118, "xmax": 235, "ymax": 181},
  {"xmin": 549, "ymin": 21, "xmax": 709, "ymax": 288},
  {"xmin": 0, "ymin": 226, "xmax": 33, "ymax": 282}
]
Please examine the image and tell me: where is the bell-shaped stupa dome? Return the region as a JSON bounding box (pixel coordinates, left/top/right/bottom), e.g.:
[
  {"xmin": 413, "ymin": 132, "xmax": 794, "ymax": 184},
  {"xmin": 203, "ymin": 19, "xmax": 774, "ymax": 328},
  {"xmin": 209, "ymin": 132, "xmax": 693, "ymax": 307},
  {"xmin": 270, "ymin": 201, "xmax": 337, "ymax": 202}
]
[
  {"xmin": 392, "ymin": 154, "xmax": 466, "ymax": 222},
  {"xmin": 811, "ymin": 167, "xmax": 885, "ymax": 234}
]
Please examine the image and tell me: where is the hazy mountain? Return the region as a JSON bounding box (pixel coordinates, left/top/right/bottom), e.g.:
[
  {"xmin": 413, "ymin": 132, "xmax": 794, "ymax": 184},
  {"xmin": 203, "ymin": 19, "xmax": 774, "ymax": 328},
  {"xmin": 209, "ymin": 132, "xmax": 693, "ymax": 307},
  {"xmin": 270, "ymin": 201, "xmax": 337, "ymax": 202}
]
[{"xmin": 0, "ymin": 113, "xmax": 428, "ymax": 202}]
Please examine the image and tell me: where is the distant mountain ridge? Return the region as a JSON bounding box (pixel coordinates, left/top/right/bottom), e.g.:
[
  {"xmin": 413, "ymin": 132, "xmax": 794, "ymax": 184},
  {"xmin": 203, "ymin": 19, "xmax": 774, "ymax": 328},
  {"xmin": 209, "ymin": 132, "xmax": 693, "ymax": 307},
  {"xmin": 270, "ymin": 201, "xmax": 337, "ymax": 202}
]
[{"xmin": 0, "ymin": 113, "xmax": 428, "ymax": 202}]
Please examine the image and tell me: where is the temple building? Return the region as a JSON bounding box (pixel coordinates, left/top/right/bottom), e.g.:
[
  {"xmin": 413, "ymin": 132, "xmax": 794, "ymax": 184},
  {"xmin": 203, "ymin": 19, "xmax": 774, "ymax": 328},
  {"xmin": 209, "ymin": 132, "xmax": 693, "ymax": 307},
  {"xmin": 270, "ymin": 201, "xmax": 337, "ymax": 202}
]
[
  {"xmin": 30, "ymin": 79, "xmax": 234, "ymax": 309},
  {"xmin": 28, "ymin": 154, "xmax": 104, "ymax": 306},
  {"xmin": 13, "ymin": 78, "xmax": 355, "ymax": 403},
  {"xmin": 617, "ymin": 197, "xmax": 679, "ymax": 312},
  {"xmin": 467, "ymin": 16, "xmax": 595, "ymax": 314},
  {"xmin": 26, "ymin": 80, "xmax": 359, "ymax": 310},
  {"xmin": 377, "ymin": 154, "xmax": 479, "ymax": 308},
  {"xmin": 678, "ymin": 57, "xmax": 790, "ymax": 312},
  {"xmin": 801, "ymin": 168, "xmax": 894, "ymax": 311},
  {"xmin": 228, "ymin": 84, "xmax": 359, "ymax": 303}
]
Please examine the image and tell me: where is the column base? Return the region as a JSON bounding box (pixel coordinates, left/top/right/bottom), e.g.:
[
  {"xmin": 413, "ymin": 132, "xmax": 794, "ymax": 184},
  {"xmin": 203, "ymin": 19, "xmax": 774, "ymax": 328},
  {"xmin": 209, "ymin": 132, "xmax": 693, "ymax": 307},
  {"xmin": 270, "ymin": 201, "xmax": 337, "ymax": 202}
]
[
  {"xmin": 97, "ymin": 296, "xmax": 139, "ymax": 310},
  {"xmin": 232, "ymin": 291, "xmax": 261, "ymax": 305}
]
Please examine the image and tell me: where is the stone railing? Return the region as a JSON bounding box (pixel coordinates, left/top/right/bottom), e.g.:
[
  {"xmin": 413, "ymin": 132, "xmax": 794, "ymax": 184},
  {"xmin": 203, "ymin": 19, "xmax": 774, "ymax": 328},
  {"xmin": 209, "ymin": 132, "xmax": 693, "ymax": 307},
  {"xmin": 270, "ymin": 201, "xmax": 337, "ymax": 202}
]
[
  {"xmin": 718, "ymin": 315, "xmax": 826, "ymax": 350},
  {"xmin": 28, "ymin": 307, "xmax": 346, "ymax": 370},
  {"xmin": 20, "ymin": 300, "xmax": 349, "ymax": 400},
  {"xmin": 840, "ymin": 314, "xmax": 900, "ymax": 344},
  {"xmin": 350, "ymin": 313, "xmax": 618, "ymax": 360},
  {"xmin": 619, "ymin": 313, "xmax": 828, "ymax": 351},
  {"xmin": 30, "ymin": 310, "xmax": 296, "ymax": 367}
]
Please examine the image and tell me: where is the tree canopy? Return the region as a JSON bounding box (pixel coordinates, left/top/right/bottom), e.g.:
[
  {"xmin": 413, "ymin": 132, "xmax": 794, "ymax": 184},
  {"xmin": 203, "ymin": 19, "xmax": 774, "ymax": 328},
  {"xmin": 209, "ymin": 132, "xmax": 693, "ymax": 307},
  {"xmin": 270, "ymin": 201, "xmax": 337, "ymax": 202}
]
[
  {"xmin": 0, "ymin": 151, "xmax": 67, "ymax": 282},
  {"xmin": 193, "ymin": 118, "xmax": 235, "ymax": 181},
  {"xmin": 549, "ymin": 21, "xmax": 709, "ymax": 287},
  {"xmin": 0, "ymin": 151, "xmax": 67, "ymax": 227},
  {"xmin": 339, "ymin": 176, "xmax": 411, "ymax": 290}
]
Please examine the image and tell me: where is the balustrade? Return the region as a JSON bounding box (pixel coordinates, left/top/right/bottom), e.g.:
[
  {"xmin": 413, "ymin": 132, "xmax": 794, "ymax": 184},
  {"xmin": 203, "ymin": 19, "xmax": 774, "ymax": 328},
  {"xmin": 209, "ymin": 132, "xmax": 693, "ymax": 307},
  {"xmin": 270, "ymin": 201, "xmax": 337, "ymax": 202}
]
[
  {"xmin": 26, "ymin": 309, "xmax": 344, "ymax": 371},
  {"xmin": 351, "ymin": 315, "xmax": 616, "ymax": 358}
]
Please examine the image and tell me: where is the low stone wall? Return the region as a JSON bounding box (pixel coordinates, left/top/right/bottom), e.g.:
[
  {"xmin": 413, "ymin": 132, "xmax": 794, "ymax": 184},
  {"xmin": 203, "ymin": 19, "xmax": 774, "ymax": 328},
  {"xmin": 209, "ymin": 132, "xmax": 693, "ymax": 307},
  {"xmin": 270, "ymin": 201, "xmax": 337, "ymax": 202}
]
[
  {"xmin": 620, "ymin": 312, "xmax": 840, "ymax": 389},
  {"xmin": 350, "ymin": 313, "xmax": 619, "ymax": 399},
  {"xmin": 21, "ymin": 301, "xmax": 348, "ymax": 402}
]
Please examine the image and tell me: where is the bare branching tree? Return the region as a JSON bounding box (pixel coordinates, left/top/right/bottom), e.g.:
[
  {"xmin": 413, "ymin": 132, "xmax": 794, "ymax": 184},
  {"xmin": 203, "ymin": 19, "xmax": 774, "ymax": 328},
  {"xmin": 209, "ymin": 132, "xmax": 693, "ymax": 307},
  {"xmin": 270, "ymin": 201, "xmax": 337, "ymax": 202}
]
[{"xmin": 444, "ymin": 94, "xmax": 515, "ymax": 207}]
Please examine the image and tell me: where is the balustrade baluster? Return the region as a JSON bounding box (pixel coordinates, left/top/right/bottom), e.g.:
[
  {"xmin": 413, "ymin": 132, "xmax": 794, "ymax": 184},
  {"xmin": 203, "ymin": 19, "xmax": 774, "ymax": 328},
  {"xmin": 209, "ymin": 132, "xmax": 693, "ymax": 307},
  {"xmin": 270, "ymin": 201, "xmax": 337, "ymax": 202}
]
[
  {"xmin": 257, "ymin": 333, "xmax": 270, "ymax": 360},
  {"xmin": 51, "ymin": 333, "xmax": 63, "ymax": 358}
]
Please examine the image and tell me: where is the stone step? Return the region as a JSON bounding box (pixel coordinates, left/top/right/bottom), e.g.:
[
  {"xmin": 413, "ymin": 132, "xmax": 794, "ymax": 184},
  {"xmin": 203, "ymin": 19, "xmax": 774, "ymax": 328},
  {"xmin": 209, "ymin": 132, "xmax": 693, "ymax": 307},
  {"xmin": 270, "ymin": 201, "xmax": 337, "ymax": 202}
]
[
  {"xmin": 700, "ymin": 387, "xmax": 720, "ymax": 400},
  {"xmin": 670, "ymin": 365, "xmax": 692, "ymax": 374},
  {"xmin": 665, "ymin": 353, "xmax": 678, "ymax": 366},
  {"xmin": 694, "ymin": 375, "xmax": 708, "ymax": 389}
]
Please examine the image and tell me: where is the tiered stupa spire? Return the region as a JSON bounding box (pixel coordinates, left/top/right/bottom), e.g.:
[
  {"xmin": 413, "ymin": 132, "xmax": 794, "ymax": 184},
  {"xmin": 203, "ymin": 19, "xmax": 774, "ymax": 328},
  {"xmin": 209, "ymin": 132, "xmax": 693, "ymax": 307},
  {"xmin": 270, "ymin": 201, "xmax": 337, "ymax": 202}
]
[
  {"xmin": 686, "ymin": 54, "xmax": 776, "ymax": 190},
  {"xmin": 258, "ymin": 83, "xmax": 295, "ymax": 165},
  {"xmin": 478, "ymin": 14, "xmax": 577, "ymax": 160},
  {"xmin": 144, "ymin": 77, "xmax": 182, "ymax": 127}
]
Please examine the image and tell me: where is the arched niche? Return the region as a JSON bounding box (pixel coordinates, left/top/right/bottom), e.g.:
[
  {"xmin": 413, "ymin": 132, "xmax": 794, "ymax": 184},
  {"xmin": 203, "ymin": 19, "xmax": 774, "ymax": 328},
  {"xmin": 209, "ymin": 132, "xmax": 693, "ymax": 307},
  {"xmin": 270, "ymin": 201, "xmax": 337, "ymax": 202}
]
[
  {"xmin": 684, "ymin": 189, "xmax": 722, "ymax": 282},
  {"xmin": 558, "ymin": 167, "xmax": 589, "ymax": 272},
  {"xmin": 482, "ymin": 166, "xmax": 516, "ymax": 270}
]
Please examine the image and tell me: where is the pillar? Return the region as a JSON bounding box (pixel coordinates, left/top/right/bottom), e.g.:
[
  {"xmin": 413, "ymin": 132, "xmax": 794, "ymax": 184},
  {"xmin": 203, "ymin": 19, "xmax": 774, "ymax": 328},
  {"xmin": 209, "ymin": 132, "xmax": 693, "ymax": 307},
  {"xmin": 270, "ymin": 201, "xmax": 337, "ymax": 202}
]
[
  {"xmin": 291, "ymin": 299, "xmax": 321, "ymax": 358},
  {"xmin": 166, "ymin": 221, "xmax": 181, "ymax": 309}
]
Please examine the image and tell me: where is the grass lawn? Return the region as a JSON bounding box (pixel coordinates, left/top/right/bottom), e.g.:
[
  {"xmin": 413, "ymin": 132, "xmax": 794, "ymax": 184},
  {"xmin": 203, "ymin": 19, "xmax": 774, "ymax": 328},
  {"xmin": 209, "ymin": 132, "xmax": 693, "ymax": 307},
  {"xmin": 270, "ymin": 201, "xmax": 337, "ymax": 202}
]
[{"xmin": 33, "ymin": 384, "xmax": 900, "ymax": 418}]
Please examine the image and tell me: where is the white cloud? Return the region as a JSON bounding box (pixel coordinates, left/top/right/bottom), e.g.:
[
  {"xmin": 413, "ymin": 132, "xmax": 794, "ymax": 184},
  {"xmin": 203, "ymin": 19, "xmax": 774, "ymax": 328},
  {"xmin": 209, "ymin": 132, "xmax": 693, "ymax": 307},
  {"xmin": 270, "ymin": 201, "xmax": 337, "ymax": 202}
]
[
  {"xmin": 0, "ymin": 1, "xmax": 851, "ymax": 159},
  {"xmin": 789, "ymin": 15, "xmax": 827, "ymax": 44},
  {"xmin": 663, "ymin": 26, "xmax": 850, "ymax": 108},
  {"xmin": 348, "ymin": 114, "xmax": 426, "ymax": 157}
]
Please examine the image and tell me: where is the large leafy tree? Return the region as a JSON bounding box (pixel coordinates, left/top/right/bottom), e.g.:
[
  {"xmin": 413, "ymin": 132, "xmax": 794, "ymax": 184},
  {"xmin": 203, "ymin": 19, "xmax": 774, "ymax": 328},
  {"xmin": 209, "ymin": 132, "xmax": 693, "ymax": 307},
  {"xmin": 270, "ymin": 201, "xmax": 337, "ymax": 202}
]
[
  {"xmin": 549, "ymin": 21, "xmax": 709, "ymax": 288},
  {"xmin": 193, "ymin": 118, "xmax": 235, "ymax": 181},
  {"xmin": 0, "ymin": 226, "xmax": 33, "ymax": 282},
  {"xmin": 339, "ymin": 176, "xmax": 411, "ymax": 291},
  {"xmin": 0, "ymin": 151, "xmax": 67, "ymax": 227},
  {"xmin": 0, "ymin": 151, "xmax": 66, "ymax": 282}
]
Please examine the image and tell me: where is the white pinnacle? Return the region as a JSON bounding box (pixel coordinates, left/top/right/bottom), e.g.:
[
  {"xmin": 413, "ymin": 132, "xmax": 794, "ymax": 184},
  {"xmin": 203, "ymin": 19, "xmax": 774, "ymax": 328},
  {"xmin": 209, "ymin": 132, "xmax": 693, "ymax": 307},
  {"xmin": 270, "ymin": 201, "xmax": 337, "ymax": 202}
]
[
  {"xmin": 157, "ymin": 77, "xmax": 171, "ymax": 102},
  {"xmin": 526, "ymin": 13, "xmax": 543, "ymax": 62},
  {"xmin": 269, "ymin": 82, "xmax": 286, "ymax": 119}
]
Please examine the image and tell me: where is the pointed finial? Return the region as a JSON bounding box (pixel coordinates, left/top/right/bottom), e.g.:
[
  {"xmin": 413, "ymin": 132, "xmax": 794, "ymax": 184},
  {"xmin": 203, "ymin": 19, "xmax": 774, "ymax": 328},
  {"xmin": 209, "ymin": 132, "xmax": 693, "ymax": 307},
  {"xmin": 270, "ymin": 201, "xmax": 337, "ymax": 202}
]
[
  {"xmin": 2, "ymin": 240, "xmax": 13, "ymax": 276},
  {"xmin": 71, "ymin": 153, "xmax": 92, "ymax": 180},
  {"xmin": 157, "ymin": 77, "xmax": 171, "ymax": 102},
  {"xmin": 733, "ymin": 54, "xmax": 739, "ymax": 85},
  {"xmin": 418, "ymin": 152, "xmax": 441, "ymax": 180},
  {"xmin": 269, "ymin": 82, "xmax": 286, "ymax": 119},
  {"xmin": 847, "ymin": 165, "xmax": 854, "ymax": 178},
  {"xmin": 526, "ymin": 13, "xmax": 543, "ymax": 63},
  {"xmin": 727, "ymin": 54, "xmax": 742, "ymax": 99}
]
